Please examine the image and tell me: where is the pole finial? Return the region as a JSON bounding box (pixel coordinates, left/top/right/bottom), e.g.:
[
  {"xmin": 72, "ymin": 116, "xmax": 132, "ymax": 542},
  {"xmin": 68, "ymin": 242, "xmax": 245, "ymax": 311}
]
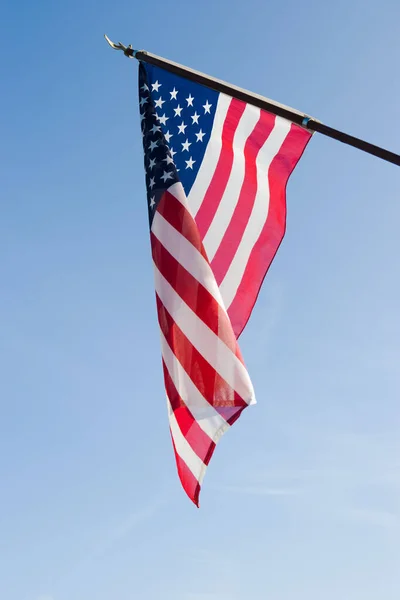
[{"xmin": 104, "ymin": 34, "xmax": 136, "ymax": 58}]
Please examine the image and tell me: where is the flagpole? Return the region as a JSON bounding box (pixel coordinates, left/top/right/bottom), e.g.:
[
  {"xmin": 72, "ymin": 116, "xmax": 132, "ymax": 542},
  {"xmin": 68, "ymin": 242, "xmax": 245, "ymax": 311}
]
[{"xmin": 105, "ymin": 36, "xmax": 400, "ymax": 168}]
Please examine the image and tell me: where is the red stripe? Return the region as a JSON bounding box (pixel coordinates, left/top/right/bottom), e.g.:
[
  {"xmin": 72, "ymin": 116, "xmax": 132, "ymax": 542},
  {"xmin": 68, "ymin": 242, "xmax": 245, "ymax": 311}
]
[
  {"xmin": 156, "ymin": 294, "xmax": 247, "ymax": 415},
  {"xmin": 151, "ymin": 231, "xmax": 243, "ymax": 361},
  {"xmin": 162, "ymin": 360, "xmax": 216, "ymax": 466},
  {"xmin": 170, "ymin": 432, "xmax": 201, "ymax": 507},
  {"xmin": 156, "ymin": 190, "xmax": 209, "ymax": 262},
  {"xmin": 228, "ymin": 123, "xmax": 312, "ymax": 337},
  {"xmin": 211, "ymin": 110, "xmax": 276, "ymax": 285},
  {"xmin": 195, "ymin": 99, "xmax": 247, "ymax": 239}
]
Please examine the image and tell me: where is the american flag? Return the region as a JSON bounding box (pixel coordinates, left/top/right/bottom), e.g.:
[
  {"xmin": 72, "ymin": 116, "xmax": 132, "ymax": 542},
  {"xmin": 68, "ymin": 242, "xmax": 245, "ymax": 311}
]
[{"xmin": 139, "ymin": 61, "xmax": 311, "ymax": 505}]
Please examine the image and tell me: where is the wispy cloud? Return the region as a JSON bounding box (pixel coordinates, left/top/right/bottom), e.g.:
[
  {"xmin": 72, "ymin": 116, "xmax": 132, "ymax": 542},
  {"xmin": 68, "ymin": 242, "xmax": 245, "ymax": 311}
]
[
  {"xmin": 213, "ymin": 484, "xmax": 301, "ymax": 497},
  {"xmin": 216, "ymin": 429, "xmax": 400, "ymax": 530},
  {"xmin": 92, "ymin": 500, "xmax": 164, "ymax": 560},
  {"xmin": 53, "ymin": 494, "xmax": 165, "ymax": 589},
  {"xmin": 344, "ymin": 508, "xmax": 400, "ymax": 530}
]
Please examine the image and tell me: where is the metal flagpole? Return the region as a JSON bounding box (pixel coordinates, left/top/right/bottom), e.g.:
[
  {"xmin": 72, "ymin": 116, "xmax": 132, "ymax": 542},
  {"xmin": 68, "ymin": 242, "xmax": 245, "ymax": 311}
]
[{"xmin": 105, "ymin": 35, "xmax": 400, "ymax": 168}]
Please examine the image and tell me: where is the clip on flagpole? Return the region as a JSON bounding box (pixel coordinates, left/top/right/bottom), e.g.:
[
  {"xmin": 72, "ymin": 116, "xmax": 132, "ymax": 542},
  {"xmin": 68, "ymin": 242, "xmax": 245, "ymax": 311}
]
[{"xmin": 104, "ymin": 35, "xmax": 400, "ymax": 168}]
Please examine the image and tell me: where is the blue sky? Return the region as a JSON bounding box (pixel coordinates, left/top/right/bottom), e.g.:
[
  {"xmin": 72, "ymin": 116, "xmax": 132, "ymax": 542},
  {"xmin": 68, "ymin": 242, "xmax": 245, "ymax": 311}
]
[{"xmin": 1, "ymin": 0, "xmax": 400, "ymax": 598}]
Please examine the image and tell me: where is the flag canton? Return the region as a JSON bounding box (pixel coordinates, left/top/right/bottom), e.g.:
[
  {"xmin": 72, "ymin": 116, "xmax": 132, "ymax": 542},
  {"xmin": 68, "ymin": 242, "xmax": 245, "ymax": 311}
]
[{"xmin": 139, "ymin": 63, "xmax": 218, "ymax": 223}]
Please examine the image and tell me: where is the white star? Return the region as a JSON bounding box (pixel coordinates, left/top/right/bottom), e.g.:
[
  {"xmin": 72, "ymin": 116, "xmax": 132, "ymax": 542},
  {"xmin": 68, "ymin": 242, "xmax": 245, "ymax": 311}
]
[
  {"xmin": 157, "ymin": 113, "xmax": 169, "ymax": 125},
  {"xmin": 186, "ymin": 94, "xmax": 194, "ymax": 107},
  {"xmin": 191, "ymin": 112, "xmax": 200, "ymax": 124},
  {"xmin": 149, "ymin": 177, "xmax": 156, "ymax": 189},
  {"xmin": 148, "ymin": 157, "xmax": 157, "ymax": 169},
  {"xmin": 174, "ymin": 105, "xmax": 183, "ymax": 117},
  {"xmin": 185, "ymin": 157, "xmax": 196, "ymax": 169},
  {"xmin": 150, "ymin": 124, "xmax": 161, "ymax": 134},
  {"xmin": 169, "ymin": 147, "xmax": 177, "ymax": 158},
  {"xmin": 149, "ymin": 196, "xmax": 156, "ymax": 209},
  {"xmin": 195, "ymin": 129, "xmax": 206, "ymax": 142},
  {"xmin": 139, "ymin": 96, "xmax": 148, "ymax": 108},
  {"xmin": 181, "ymin": 139, "xmax": 192, "ymax": 152},
  {"xmin": 163, "ymin": 154, "xmax": 174, "ymax": 165},
  {"xmin": 151, "ymin": 81, "xmax": 161, "ymax": 92},
  {"xmin": 170, "ymin": 88, "xmax": 178, "ymax": 100},
  {"xmin": 149, "ymin": 140, "xmax": 158, "ymax": 152},
  {"xmin": 141, "ymin": 83, "xmax": 149, "ymax": 92},
  {"xmin": 164, "ymin": 130, "xmax": 173, "ymax": 143},
  {"xmin": 161, "ymin": 170, "xmax": 174, "ymax": 183},
  {"xmin": 203, "ymin": 100, "xmax": 212, "ymax": 113},
  {"xmin": 178, "ymin": 122, "xmax": 187, "ymax": 135},
  {"xmin": 140, "ymin": 112, "xmax": 145, "ymax": 123},
  {"xmin": 154, "ymin": 97, "xmax": 165, "ymax": 109}
]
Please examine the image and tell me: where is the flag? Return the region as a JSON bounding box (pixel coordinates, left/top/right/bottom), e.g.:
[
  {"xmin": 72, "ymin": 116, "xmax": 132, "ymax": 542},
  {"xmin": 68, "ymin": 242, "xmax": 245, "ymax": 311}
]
[{"xmin": 138, "ymin": 61, "xmax": 311, "ymax": 505}]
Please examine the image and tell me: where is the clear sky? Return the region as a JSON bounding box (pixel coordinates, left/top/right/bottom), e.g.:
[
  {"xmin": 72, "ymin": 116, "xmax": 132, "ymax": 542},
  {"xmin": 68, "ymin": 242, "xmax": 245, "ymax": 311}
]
[{"xmin": 1, "ymin": 0, "xmax": 400, "ymax": 599}]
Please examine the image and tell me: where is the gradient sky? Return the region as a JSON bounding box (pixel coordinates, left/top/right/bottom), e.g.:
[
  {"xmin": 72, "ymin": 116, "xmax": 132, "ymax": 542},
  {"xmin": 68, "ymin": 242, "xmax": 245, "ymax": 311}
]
[{"xmin": 1, "ymin": 1, "xmax": 400, "ymax": 599}]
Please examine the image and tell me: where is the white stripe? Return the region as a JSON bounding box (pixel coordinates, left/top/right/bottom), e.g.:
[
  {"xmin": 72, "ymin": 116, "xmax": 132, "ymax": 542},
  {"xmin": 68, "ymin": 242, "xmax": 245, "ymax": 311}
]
[
  {"xmin": 187, "ymin": 94, "xmax": 231, "ymax": 217},
  {"xmin": 165, "ymin": 181, "xmax": 187, "ymax": 204},
  {"xmin": 168, "ymin": 400, "xmax": 207, "ymax": 483},
  {"xmin": 154, "ymin": 264, "xmax": 255, "ymax": 404},
  {"xmin": 151, "ymin": 211, "xmax": 228, "ymax": 311},
  {"xmin": 161, "ymin": 331, "xmax": 229, "ymax": 440},
  {"xmin": 202, "ymin": 104, "xmax": 261, "ymax": 261},
  {"xmin": 220, "ymin": 117, "xmax": 292, "ymax": 308}
]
